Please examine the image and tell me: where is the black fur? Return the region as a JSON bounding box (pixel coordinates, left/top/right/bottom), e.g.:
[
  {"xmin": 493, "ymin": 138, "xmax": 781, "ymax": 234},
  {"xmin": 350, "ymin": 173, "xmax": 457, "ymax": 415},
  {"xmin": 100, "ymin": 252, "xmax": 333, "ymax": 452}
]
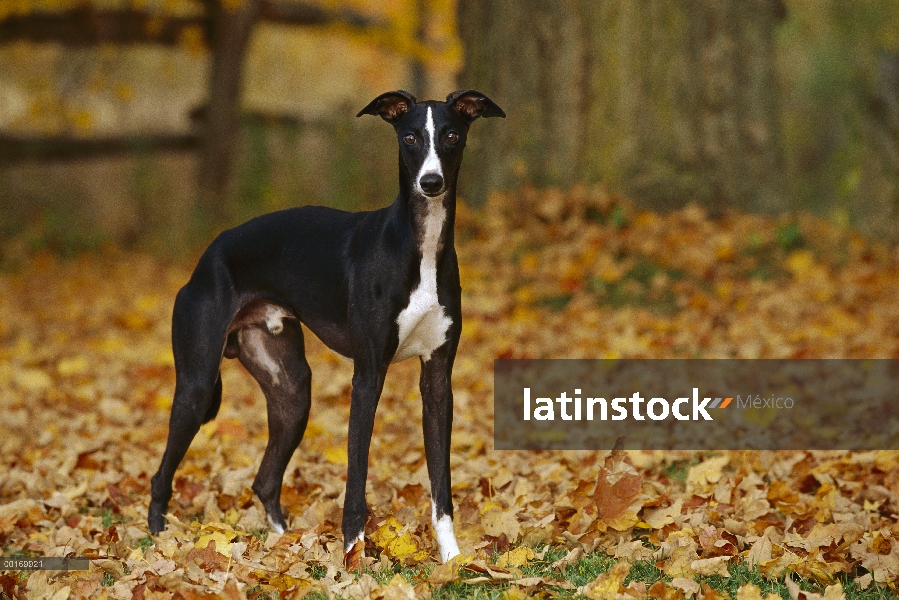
[{"xmin": 148, "ymin": 91, "xmax": 504, "ymax": 560}]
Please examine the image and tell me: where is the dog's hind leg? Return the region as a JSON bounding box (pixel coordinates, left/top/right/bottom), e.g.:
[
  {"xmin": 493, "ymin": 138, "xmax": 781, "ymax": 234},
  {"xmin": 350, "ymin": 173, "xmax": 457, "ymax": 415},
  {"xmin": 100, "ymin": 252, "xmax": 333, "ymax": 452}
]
[
  {"xmin": 149, "ymin": 285, "xmax": 233, "ymax": 534},
  {"xmin": 235, "ymin": 316, "xmax": 311, "ymax": 534}
]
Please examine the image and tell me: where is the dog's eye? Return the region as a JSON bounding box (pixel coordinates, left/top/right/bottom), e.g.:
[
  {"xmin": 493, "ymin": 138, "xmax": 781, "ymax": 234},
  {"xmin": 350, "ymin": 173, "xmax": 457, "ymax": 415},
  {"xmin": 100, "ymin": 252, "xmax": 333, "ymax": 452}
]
[
  {"xmin": 404, "ymin": 134, "xmax": 416, "ymax": 144},
  {"xmin": 446, "ymin": 132, "xmax": 459, "ymax": 143}
]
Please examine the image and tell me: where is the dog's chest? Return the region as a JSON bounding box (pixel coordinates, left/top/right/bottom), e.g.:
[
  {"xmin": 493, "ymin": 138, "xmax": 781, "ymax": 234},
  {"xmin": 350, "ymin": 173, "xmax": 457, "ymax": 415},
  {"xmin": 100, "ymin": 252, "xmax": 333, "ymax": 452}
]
[{"xmin": 393, "ymin": 202, "xmax": 452, "ymax": 363}]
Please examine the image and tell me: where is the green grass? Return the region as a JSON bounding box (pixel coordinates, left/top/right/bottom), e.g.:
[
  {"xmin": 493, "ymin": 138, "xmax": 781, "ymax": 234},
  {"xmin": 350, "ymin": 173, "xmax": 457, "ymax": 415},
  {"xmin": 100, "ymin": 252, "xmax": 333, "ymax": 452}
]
[
  {"xmin": 292, "ymin": 546, "xmax": 894, "ymax": 600},
  {"xmin": 589, "ymin": 256, "xmax": 686, "ymax": 315},
  {"xmin": 137, "ymin": 535, "xmax": 153, "ymax": 552}
]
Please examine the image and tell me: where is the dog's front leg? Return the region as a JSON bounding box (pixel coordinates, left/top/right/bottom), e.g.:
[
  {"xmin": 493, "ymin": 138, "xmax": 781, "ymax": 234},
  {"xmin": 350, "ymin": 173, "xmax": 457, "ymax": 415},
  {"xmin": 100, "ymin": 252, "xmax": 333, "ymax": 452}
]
[
  {"xmin": 420, "ymin": 346, "xmax": 461, "ymax": 563},
  {"xmin": 342, "ymin": 363, "xmax": 387, "ymax": 564}
]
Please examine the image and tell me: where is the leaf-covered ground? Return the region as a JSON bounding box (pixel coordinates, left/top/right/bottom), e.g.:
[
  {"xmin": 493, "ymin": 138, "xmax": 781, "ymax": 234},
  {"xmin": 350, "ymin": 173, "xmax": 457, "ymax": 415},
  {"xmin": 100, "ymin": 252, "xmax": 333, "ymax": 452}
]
[{"xmin": 1, "ymin": 188, "xmax": 898, "ymax": 599}]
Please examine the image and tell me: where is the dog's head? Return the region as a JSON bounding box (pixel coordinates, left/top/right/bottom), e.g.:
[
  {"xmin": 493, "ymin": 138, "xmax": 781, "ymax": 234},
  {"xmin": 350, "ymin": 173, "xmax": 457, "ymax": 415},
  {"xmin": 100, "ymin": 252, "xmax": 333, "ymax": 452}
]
[{"xmin": 358, "ymin": 90, "xmax": 505, "ymax": 197}]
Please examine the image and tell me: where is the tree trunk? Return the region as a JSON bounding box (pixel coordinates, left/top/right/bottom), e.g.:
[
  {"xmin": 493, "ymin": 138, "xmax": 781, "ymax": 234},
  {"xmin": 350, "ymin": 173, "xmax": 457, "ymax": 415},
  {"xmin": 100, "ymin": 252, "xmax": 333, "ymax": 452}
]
[
  {"xmin": 457, "ymin": 0, "xmax": 786, "ymax": 213},
  {"xmin": 197, "ymin": 0, "xmax": 261, "ymax": 226}
]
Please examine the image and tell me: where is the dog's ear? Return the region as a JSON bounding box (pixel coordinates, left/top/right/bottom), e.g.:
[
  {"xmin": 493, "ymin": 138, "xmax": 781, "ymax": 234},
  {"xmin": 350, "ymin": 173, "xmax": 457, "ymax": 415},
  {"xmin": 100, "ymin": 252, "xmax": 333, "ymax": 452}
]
[
  {"xmin": 357, "ymin": 91, "xmax": 417, "ymax": 123},
  {"xmin": 446, "ymin": 90, "xmax": 506, "ymax": 124}
]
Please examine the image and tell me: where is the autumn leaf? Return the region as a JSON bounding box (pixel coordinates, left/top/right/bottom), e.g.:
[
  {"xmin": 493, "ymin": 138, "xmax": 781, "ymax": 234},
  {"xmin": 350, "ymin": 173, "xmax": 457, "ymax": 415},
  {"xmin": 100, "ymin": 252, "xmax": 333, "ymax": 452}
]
[
  {"xmin": 481, "ymin": 508, "xmax": 522, "ymax": 542},
  {"xmin": 7, "ymin": 188, "xmax": 899, "ymax": 597},
  {"xmin": 186, "ymin": 540, "xmax": 230, "ymax": 573},
  {"xmin": 495, "ymin": 546, "xmax": 535, "ymax": 569},
  {"xmin": 737, "ymin": 583, "xmax": 782, "ymax": 600},
  {"xmin": 579, "ymin": 560, "xmax": 631, "ymax": 599},
  {"xmin": 594, "ymin": 464, "xmax": 642, "ymax": 521},
  {"xmin": 686, "ymin": 455, "xmax": 730, "ymax": 492},
  {"xmin": 784, "ymin": 579, "xmax": 846, "ymax": 600},
  {"xmin": 371, "ymin": 517, "xmax": 428, "ymax": 563},
  {"xmin": 427, "ymin": 555, "xmax": 469, "ymax": 584}
]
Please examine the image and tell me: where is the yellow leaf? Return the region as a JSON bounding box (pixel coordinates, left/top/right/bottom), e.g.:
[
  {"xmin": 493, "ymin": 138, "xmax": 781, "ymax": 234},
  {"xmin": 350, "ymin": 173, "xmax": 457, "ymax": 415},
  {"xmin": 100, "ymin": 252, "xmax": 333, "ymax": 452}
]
[
  {"xmin": 15, "ymin": 368, "xmax": 52, "ymax": 392},
  {"xmin": 661, "ymin": 530, "xmax": 699, "ymax": 578},
  {"xmin": 372, "ymin": 517, "xmax": 427, "ymax": 563},
  {"xmin": 154, "ymin": 348, "xmax": 175, "ymax": 366},
  {"xmin": 57, "ymin": 356, "xmax": 89, "ymax": 376},
  {"xmin": 195, "ymin": 531, "xmax": 233, "ymax": 556},
  {"xmin": 155, "ymin": 393, "xmax": 172, "ymax": 410},
  {"xmin": 737, "ymin": 583, "xmax": 781, "ymax": 600},
  {"xmin": 580, "ymin": 560, "xmax": 631, "ymax": 600},
  {"xmin": 495, "ymin": 546, "xmax": 535, "ymax": 569},
  {"xmin": 323, "ymin": 445, "xmax": 348, "ymax": 465},
  {"xmin": 481, "ymin": 508, "xmax": 521, "ymax": 542},
  {"xmin": 119, "ymin": 310, "xmax": 151, "ymax": 331},
  {"xmin": 427, "ymin": 554, "xmax": 470, "ymax": 583}
]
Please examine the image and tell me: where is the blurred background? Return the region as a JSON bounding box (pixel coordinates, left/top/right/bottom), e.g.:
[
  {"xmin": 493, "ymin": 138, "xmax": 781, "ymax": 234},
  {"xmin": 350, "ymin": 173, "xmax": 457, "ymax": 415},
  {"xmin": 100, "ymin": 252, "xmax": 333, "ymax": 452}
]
[{"xmin": 0, "ymin": 0, "xmax": 897, "ymax": 259}]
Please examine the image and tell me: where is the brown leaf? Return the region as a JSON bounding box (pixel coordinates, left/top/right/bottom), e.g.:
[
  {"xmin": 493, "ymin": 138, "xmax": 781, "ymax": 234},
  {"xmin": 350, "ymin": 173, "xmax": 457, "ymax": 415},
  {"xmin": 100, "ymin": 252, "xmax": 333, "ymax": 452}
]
[
  {"xmin": 594, "ymin": 465, "xmax": 642, "ymax": 521},
  {"xmin": 784, "ymin": 579, "xmax": 846, "ymax": 600},
  {"xmin": 649, "ymin": 580, "xmax": 685, "ymax": 600},
  {"xmin": 344, "ymin": 539, "xmax": 365, "ymax": 571},
  {"xmin": 427, "ymin": 555, "xmax": 467, "ymax": 584},
  {"xmin": 186, "ymin": 540, "xmax": 230, "ymax": 573},
  {"xmin": 106, "ymin": 483, "xmax": 134, "ymax": 506}
]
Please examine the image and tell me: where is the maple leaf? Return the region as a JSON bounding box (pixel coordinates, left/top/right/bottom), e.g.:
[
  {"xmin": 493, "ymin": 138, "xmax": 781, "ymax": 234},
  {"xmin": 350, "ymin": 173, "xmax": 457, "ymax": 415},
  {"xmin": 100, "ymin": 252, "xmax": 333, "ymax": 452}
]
[
  {"xmin": 186, "ymin": 540, "xmax": 230, "ymax": 573},
  {"xmin": 594, "ymin": 464, "xmax": 642, "ymax": 521}
]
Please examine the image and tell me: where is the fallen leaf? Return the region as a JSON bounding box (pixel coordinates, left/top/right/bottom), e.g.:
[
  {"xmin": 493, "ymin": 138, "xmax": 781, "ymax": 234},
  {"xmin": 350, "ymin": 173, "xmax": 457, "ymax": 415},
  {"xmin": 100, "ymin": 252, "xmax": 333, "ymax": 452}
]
[
  {"xmin": 186, "ymin": 540, "xmax": 230, "ymax": 572},
  {"xmin": 737, "ymin": 583, "xmax": 782, "ymax": 600},
  {"xmin": 579, "ymin": 560, "xmax": 631, "ymax": 600},
  {"xmin": 784, "ymin": 578, "xmax": 846, "ymax": 600},
  {"xmin": 686, "ymin": 456, "xmax": 730, "ymax": 491},
  {"xmin": 495, "ymin": 546, "xmax": 535, "ymax": 569},
  {"xmin": 671, "ymin": 577, "xmax": 701, "ymax": 598},
  {"xmin": 691, "ymin": 556, "xmax": 730, "ymax": 577},
  {"xmin": 594, "ymin": 465, "xmax": 642, "ymax": 521}
]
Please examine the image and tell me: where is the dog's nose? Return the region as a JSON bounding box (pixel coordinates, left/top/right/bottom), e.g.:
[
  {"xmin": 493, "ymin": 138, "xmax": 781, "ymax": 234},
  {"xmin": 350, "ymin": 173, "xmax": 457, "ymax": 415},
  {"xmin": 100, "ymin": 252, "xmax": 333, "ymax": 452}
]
[{"xmin": 419, "ymin": 173, "xmax": 444, "ymax": 195}]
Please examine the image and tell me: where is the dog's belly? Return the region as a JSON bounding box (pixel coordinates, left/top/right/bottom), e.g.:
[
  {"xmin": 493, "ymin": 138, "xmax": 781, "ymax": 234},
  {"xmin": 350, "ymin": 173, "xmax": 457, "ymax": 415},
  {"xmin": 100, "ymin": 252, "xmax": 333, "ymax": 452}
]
[{"xmin": 393, "ymin": 288, "xmax": 452, "ymax": 363}]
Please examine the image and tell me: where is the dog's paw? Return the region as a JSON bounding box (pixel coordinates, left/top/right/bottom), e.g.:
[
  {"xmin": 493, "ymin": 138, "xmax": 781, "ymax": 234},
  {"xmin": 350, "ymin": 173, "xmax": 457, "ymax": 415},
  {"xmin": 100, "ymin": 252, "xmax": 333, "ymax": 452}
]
[
  {"xmin": 266, "ymin": 514, "xmax": 286, "ymax": 535},
  {"xmin": 147, "ymin": 509, "xmax": 166, "ymax": 535}
]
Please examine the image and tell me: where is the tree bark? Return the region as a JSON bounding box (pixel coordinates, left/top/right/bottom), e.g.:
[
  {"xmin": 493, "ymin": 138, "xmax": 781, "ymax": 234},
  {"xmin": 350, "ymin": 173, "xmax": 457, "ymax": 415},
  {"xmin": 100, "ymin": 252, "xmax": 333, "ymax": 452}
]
[
  {"xmin": 457, "ymin": 0, "xmax": 786, "ymax": 213},
  {"xmin": 196, "ymin": 0, "xmax": 261, "ymax": 225}
]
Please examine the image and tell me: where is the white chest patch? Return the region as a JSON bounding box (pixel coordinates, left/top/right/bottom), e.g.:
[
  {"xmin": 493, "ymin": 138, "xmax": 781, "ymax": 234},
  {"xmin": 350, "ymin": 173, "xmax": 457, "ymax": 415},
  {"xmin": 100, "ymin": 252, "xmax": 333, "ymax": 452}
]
[{"xmin": 393, "ymin": 200, "xmax": 452, "ymax": 363}]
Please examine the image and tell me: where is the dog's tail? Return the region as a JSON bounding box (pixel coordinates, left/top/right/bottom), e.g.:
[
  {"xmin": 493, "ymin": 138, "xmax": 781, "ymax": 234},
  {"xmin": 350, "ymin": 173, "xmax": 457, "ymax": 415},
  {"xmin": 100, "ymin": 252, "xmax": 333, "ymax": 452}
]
[{"xmin": 202, "ymin": 374, "xmax": 223, "ymax": 423}]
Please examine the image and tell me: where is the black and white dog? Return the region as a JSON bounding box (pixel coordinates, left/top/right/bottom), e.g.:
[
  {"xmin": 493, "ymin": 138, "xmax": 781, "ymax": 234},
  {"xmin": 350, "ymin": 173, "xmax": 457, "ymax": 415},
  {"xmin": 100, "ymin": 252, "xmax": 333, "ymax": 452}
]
[{"xmin": 148, "ymin": 90, "xmax": 504, "ymax": 564}]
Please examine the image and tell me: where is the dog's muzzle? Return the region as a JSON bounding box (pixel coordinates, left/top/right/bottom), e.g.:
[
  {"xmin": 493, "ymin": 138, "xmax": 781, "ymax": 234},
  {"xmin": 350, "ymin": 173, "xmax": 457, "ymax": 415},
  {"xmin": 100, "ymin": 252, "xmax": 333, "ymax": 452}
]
[{"xmin": 419, "ymin": 173, "xmax": 445, "ymax": 196}]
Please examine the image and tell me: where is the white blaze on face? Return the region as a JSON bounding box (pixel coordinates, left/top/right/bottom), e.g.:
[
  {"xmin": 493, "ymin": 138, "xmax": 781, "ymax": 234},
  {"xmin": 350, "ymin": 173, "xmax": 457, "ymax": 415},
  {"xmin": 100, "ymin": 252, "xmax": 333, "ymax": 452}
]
[
  {"xmin": 432, "ymin": 501, "xmax": 461, "ymax": 563},
  {"xmin": 415, "ymin": 106, "xmax": 444, "ymax": 196}
]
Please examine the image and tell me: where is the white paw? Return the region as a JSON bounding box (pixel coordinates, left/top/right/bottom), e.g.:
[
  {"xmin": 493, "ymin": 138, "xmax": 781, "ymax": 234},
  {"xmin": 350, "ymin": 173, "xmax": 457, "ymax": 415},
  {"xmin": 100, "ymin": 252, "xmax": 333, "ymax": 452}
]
[
  {"xmin": 432, "ymin": 508, "xmax": 461, "ymax": 563},
  {"xmin": 267, "ymin": 514, "xmax": 285, "ymax": 535}
]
